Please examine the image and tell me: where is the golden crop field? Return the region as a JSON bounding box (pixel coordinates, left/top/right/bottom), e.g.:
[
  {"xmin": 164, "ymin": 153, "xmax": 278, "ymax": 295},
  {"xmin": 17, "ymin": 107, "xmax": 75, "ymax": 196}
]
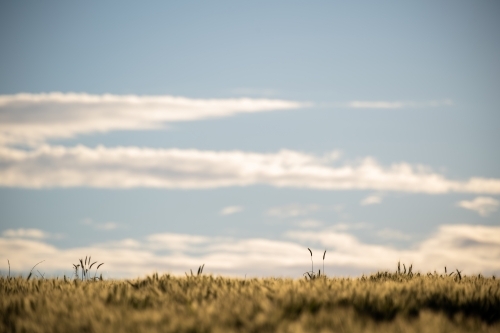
[{"xmin": 1, "ymin": 265, "xmax": 499, "ymax": 333}]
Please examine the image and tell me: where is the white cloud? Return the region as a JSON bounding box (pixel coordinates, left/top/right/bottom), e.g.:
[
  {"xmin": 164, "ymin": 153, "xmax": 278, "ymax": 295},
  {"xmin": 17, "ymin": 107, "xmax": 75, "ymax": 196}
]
[
  {"xmin": 284, "ymin": 224, "xmax": 500, "ymax": 274},
  {"xmin": 147, "ymin": 233, "xmax": 209, "ymax": 252},
  {"xmin": 0, "ymin": 92, "xmax": 304, "ymax": 146},
  {"xmin": 95, "ymin": 222, "xmax": 120, "ymax": 230},
  {"xmin": 82, "ymin": 218, "xmax": 120, "ymax": 230},
  {"xmin": 1, "ymin": 145, "xmax": 500, "ymax": 194},
  {"xmin": 376, "ymin": 228, "xmax": 412, "ymax": 241},
  {"xmin": 1, "ymin": 224, "xmax": 498, "ymax": 278},
  {"xmin": 360, "ymin": 194, "xmax": 383, "ymax": 206},
  {"xmin": 295, "ymin": 219, "xmax": 324, "ymax": 228},
  {"xmin": 346, "ymin": 99, "xmax": 453, "ymax": 109},
  {"xmin": 267, "ymin": 204, "xmax": 321, "ymax": 218},
  {"xmin": 2, "ymin": 228, "xmax": 48, "ymax": 239},
  {"xmin": 457, "ymin": 196, "xmax": 500, "ymax": 217},
  {"xmin": 332, "ymin": 204, "xmax": 344, "ymax": 213},
  {"xmin": 330, "ymin": 222, "xmax": 371, "ymax": 231},
  {"xmin": 220, "ymin": 206, "xmax": 244, "ymax": 216}
]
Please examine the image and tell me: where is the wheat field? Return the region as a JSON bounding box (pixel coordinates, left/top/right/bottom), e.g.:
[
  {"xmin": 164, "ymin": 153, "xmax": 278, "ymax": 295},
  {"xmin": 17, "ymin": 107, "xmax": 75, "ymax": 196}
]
[{"xmin": 1, "ymin": 266, "xmax": 499, "ymax": 333}]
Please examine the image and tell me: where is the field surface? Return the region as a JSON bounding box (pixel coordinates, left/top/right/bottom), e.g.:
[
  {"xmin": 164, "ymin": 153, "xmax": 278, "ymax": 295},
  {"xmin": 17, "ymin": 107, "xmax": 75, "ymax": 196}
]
[{"xmin": 1, "ymin": 271, "xmax": 499, "ymax": 333}]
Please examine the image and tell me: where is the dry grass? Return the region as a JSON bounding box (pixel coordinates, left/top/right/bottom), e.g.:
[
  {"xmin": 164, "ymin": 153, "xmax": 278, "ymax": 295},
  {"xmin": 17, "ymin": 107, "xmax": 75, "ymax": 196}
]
[{"xmin": 1, "ymin": 269, "xmax": 499, "ymax": 333}]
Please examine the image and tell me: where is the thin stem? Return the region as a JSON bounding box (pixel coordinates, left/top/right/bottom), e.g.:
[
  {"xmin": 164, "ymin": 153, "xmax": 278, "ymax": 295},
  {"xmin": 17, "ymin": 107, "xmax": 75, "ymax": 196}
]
[
  {"xmin": 29, "ymin": 260, "xmax": 45, "ymax": 276},
  {"xmin": 307, "ymin": 248, "xmax": 313, "ymax": 273},
  {"xmin": 37, "ymin": 270, "xmax": 45, "ymax": 280},
  {"xmin": 322, "ymin": 250, "xmax": 326, "ymax": 277}
]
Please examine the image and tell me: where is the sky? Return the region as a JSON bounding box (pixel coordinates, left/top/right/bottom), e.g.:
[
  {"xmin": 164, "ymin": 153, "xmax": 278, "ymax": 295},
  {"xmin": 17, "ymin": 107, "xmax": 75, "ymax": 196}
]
[{"xmin": 1, "ymin": 1, "xmax": 499, "ymax": 278}]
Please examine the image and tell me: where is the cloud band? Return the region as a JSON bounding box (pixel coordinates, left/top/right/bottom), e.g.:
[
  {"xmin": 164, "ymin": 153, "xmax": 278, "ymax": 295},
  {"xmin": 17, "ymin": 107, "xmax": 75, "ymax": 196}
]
[
  {"xmin": 1, "ymin": 224, "xmax": 499, "ymax": 277},
  {"xmin": 1, "ymin": 145, "xmax": 499, "ymax": 193},
  {"xmin": 0, "ymin": 92, "xmax": 304, "ymax": 146}
]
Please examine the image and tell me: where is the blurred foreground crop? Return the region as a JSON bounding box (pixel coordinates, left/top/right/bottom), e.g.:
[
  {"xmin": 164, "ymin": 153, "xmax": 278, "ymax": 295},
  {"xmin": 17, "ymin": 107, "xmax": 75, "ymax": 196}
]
[{"xmin": 1, "ymin": 270, "xmax": 499, "ymax": 333}]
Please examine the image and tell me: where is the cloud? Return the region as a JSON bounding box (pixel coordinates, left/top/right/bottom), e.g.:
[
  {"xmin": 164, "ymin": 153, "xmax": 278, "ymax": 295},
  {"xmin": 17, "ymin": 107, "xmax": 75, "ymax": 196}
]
[
  {"xmin": 0, "ymin": 92, "xmax": 304, "ymax": 146},
  {"xmin": 295, "ymin": 219, "xmax": 324, "ymax": 228},
  {"xmin": 360, "ymin": 194, "xmax": 383, "ymax": 206},
  {"xmin": 267, "ymin": 204, "xmax": 321, "ymax": 218},
  {"xmin": 376, "ymin": 228, "xmax": 412, "ymax": 241},
  {"xmin": 1, "ymin": 145, "xmax": 500, "ymax": 194},
  {"xmin": 95, "ymin": 223, "xmax": 120, "ymax": 230},
  {"xmin": 330, "ymin": 222, "xmax": 371, "ymax": 231},
  {"xmin": 220, "ymin": 206, "xmax": 244, "ymax": 216},
  {"xmin": 1, "ymin": 224, "xmax": 498, "ymax": 278},
  {"xmin": 2, "ymin": 228, "xmax": 48, "ymax": 239},
  {"xmin": 456, "ymin": 196, "xmax": 500, "ymax": 217},
  {"xmin": 346, "ymin": 99, "xmax": 453, "ymax": 109},
  {"xmin": 147, "ymin": 233, "xmax": 209, "ymax": 252},
  {"xmin": 82, "ymin": 218, "xmax": 120, "ymax": 230},
  {"xmin": 284, "ymin": 224, "xmax": 500, "ymax": 274}
]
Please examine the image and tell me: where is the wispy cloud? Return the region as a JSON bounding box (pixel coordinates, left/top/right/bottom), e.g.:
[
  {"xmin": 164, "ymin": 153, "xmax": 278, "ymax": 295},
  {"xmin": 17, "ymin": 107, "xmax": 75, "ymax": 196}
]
[
  {"xmin": 376, "ymin": 228, "xmax": 412, "ymax": 241},
  {"xmin": 267, "ymin": 204, "xmax": 321, "ymax": 218},
  {"xmin": 82, "ymin": 218, "xmax": 120, "ymax": 230},
  {"xmin": 1, "ymin": 145, "xmax": 499, "ymax": 194},
  {"xmin": 0, "ymin": 92, "xmax": 304, "ymax": 146},
  {"xmin": 220, "ymin": 206, "xmax": 244, "ymax": 216},
  {"xmin": 329, "ymin": 222, "xmax": 371, "ymax": 231},
  {"xmin": 456, "ymin": 197, "xmax": 500, "ymax": 217},
  {"xmin": 2, "ymin": 228, "xmax": 48, "ymax": 239},
  {"xmin": 285, "ymin": 224, "xmax": 500, "ymax": 274},
  {"xmin": 96, "ymin": 223, "xmax": 120, "ymax": 231},
  {"xmin": 1, "ymin": 224, "xmax": 498, "ymax": 277},
  {"xmin": 346, "ymin": 99, "xmax": 453, "ymax": 109},
  {"xmin": 295, "ymin": 219, "xmax": 324, "ymax": 228},
  {"xmin": 360, "ymin": 193, "xmax": 383, "ymax": 206}
]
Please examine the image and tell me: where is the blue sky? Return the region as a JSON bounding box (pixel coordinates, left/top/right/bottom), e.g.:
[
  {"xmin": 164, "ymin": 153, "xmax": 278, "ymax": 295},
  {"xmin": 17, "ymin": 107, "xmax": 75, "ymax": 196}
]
[{"xmin": 1, "ymin": 1, "xmax": 499, "ymax": 278}]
